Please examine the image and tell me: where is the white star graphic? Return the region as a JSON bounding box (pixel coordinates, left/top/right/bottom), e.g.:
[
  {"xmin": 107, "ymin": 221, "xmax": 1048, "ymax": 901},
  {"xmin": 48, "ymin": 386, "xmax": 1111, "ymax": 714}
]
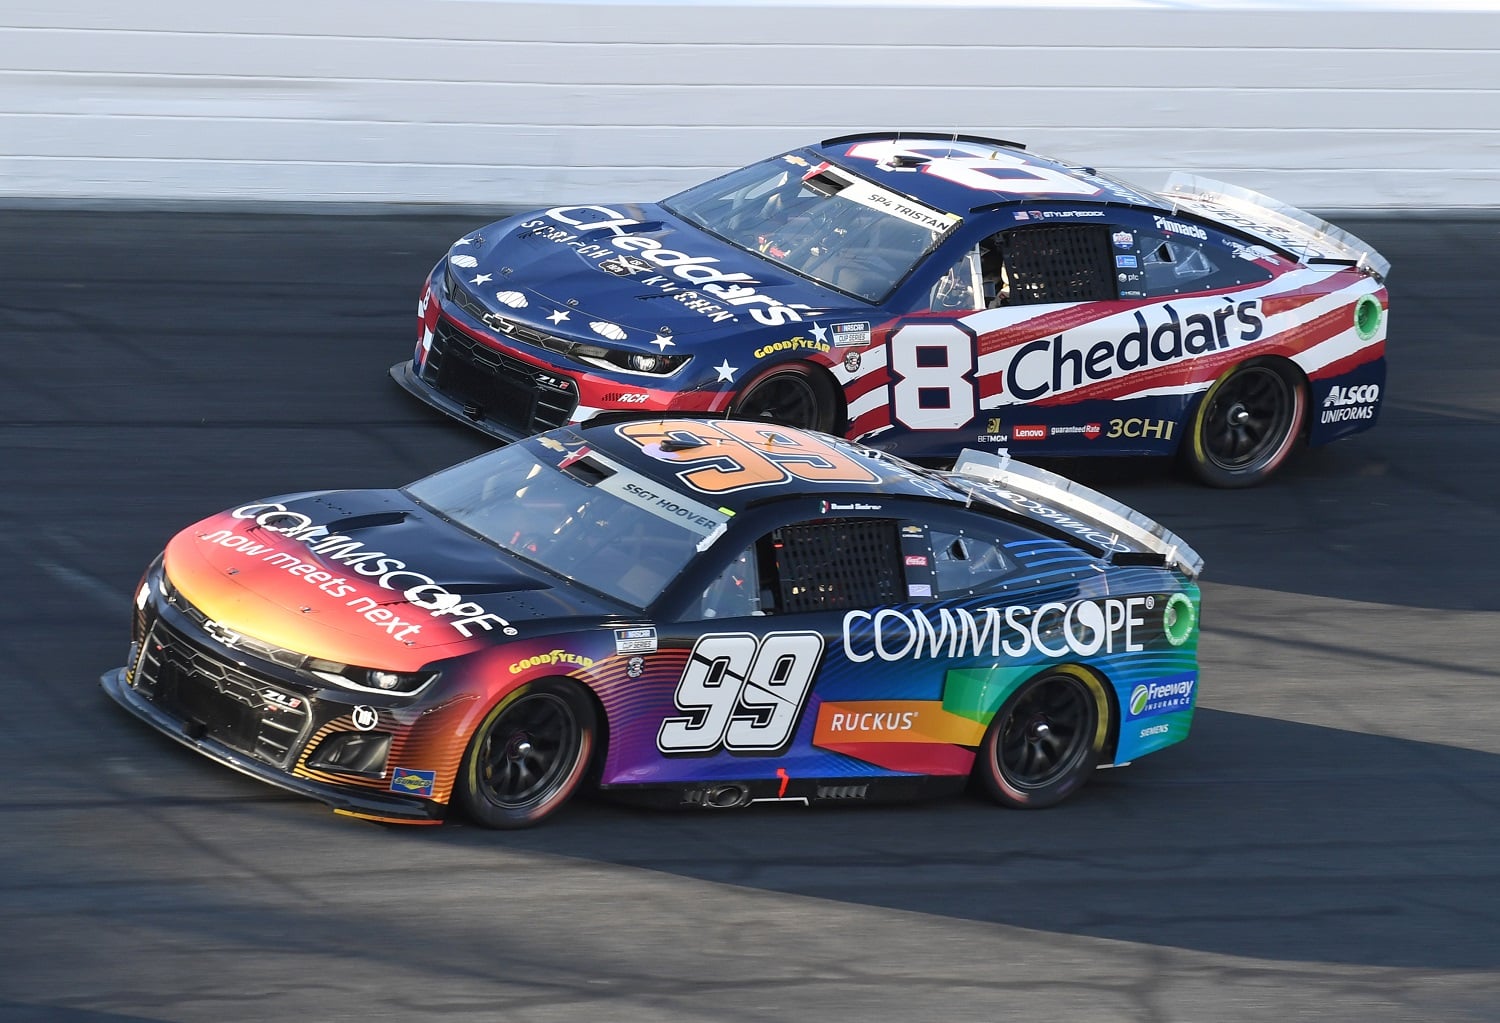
[
  {"xmin": 809, "ymin": 322, "xmax": 828, "ymax": 345},
  {"xmin": 471, "ymin": 273, "xmax": 492, "ymax": 285},
  {"xmin": 714, "ymin": 360, "xmax": 737, "ymax": 383},
  {"xmin": 651, "ymin": 333, "xmax": 676, "ymax": 351},
  {"xmin": 547, "ymin": 309, "xmax": 571, "ymax": 324},
  {"xmin": 455, "ymin": 237, "xmax": 475, "ymax": 246}
]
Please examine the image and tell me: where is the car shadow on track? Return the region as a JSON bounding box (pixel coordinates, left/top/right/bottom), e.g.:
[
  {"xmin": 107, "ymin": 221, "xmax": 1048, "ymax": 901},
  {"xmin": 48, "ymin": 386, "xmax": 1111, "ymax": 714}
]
[
  {"xmin": 1020, "ymin": 410, "xmax": 1500, "ymax": 613},
  {"xmin": 410, "ymin": 707, "xmax": 1500, "ymax": 971}
]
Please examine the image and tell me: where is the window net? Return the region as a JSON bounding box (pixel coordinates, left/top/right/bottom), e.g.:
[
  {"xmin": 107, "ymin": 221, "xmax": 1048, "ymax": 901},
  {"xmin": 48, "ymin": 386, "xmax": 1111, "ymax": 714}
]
[{"xmin": 772, "ymin": 519, "xmax": 906, "ymax": 613}]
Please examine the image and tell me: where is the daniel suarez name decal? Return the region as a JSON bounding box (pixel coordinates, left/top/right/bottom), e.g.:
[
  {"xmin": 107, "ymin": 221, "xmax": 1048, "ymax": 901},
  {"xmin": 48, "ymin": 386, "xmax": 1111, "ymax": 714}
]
[
  {"xmin": 219, "ymin": 503, "xmax": 514, "ymax": 639},
  {"xmin": 843, "ymin": 597, "xmax": 1163, "ymax": 663}
]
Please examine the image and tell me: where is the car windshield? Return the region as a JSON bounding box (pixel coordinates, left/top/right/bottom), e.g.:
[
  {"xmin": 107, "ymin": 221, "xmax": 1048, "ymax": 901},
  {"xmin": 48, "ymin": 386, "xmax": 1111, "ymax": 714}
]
[
  {"xmin": 405, "ymin": 440, "xmax": 728, "ymax": 608},
  {"xmin": 661, "ymin": 153, "xmax": 961, "ymax": 302}
]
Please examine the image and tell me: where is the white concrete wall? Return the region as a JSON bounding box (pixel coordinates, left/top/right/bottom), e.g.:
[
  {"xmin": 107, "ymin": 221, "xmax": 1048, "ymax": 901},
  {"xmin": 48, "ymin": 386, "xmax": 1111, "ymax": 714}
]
[{"xmin": 1, "ymin": 0, "xmax": 1496, "ymax": 210}]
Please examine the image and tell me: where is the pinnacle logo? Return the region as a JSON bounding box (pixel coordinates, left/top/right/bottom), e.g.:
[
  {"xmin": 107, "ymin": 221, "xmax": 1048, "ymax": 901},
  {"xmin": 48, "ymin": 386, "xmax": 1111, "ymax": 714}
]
[{"xmin": 1153, "ymin": 216, "xmax": 1208, "ymax": 241}]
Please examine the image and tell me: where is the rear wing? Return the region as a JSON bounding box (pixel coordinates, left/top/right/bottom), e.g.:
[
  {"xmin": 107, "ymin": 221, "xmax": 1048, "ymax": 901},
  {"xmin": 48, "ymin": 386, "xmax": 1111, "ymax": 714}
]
[
  {"xmin": 1159, "ymin": 173, "xmax": 1390, "ymax": 281},
  {"xmin": 950, "ymin": 450, "xmax": 1204, "ymax": 580}
]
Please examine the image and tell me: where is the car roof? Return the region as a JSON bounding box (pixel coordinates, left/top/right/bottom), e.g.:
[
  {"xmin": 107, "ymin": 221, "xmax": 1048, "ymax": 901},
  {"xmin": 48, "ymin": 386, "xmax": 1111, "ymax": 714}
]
[
  {"xmin": 809, "ymin": 131, "xmax": 1176, "ymax": 216},
  {"xmin": 568, "ymin": 418, "xmax": 967, "ymax": 513}
]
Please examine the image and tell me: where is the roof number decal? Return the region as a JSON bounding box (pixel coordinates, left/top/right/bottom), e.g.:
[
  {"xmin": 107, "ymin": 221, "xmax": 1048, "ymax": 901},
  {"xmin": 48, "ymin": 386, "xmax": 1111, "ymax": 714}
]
[
  {"xmin": 616, "ymin": 420, "xmax": 880, "ymax": 495},
  {"xmin": 846, "ymin": 140, "xmax": 1102, "ymax": 197}
]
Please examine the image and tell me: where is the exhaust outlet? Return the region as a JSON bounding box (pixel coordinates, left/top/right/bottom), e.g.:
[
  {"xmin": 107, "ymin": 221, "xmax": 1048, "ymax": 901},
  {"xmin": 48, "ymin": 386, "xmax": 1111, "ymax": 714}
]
[{"xmin": 703, "ymin": 783, "xmax": 749, "ymax": 809}]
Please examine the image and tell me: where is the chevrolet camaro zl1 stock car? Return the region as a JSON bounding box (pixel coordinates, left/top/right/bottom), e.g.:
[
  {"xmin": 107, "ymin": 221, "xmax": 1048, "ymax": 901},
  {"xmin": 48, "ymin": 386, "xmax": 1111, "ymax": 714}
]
[
  {"xmin": 394, "ymin": 131, "xmax": 1389, "ymax": 488},
  {"xmin": 103, "ymin": 419, "xmax": 1204, "ymax": 828}
]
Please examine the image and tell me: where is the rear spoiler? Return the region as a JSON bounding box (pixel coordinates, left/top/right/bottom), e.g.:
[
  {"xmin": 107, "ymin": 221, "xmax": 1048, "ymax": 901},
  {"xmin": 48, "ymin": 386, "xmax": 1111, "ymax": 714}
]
[
  {"xmin": 1159, "ymin": 173, "xmax": 1390, "ymax": 281},
  {"xmin": 950, "ymin": 450, "xmax": 1204, "ymax": 580}
]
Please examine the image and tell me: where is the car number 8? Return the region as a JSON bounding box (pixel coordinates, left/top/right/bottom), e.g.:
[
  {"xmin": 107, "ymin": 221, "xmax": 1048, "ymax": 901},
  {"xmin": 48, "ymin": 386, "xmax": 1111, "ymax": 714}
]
[
  {"xmin": 657, "ymin": 632, "xmax": 825, "ymax": 754},
  {"xmin": 889, "ymin": 323, "xmax": 976, "ymax": 430}
]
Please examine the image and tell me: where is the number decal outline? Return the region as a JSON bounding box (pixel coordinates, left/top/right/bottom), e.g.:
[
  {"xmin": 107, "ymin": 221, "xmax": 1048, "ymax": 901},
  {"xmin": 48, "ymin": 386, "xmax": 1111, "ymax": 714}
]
[
  {"xmin": 888, "ymin": 322, "xmax": 978, "ymax": 431},
  {"xmin": 657, "ymin": 631, "xmax": 826, "ymax": 756},
  {"xmin": 617, "ymin": 419, "xmax": 880, "ymax": 495},
  {"xmin": 846, "ymin": 140, "xmax": 1103, "ymax": 197}
]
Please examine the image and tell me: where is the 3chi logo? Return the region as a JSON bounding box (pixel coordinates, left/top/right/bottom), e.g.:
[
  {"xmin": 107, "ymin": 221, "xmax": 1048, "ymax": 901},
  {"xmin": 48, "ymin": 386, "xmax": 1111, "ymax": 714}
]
[
  {"xmin": 351, "ymin": 706, "xmax": 380, "ymax": 731},
  {"xmin": 626, "ymin": 656, "xmax": 645, "ymax": 679},
  {"xmin": 657, "ymin": 632, "xmax": 825, "ymax": 755}
]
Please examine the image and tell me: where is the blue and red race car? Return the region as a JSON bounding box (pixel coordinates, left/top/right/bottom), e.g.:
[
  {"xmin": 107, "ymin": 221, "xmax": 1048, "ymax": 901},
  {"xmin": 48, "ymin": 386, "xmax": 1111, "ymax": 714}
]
[
  {"xmin": 103, "ymin": 419, "xmax": 1202, "ymax": 828},
  {"xmin": 394, "ymin": 132, "xmax": 1389, "ymax": 487}
]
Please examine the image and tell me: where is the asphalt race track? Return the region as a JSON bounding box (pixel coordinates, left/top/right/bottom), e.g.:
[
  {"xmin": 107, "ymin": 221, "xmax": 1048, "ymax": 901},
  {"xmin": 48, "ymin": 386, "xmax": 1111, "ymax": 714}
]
[{"xmin": 1, "ymin": 208, "xmax": 1497, "ymax": 1023}]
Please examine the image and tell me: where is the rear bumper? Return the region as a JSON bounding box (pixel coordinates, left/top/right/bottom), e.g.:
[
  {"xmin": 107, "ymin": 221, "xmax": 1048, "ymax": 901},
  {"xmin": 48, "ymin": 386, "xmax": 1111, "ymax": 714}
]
[{"xmin": 101, "ymin": 667, "xmax": 445, "ymax": 824}]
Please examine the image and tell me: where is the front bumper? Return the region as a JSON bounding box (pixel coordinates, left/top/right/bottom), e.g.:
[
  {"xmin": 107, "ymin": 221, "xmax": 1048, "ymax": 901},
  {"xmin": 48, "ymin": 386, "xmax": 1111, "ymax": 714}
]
[
  {"xmin": 101, "ymin": 666, "xmax": 445, "ymax": 825},
  {"xmin": 395, "ymin": 302, "xmax": 589, "ymax": 442},
  {"xmin": 391, "ymin": 360, "xmax": 532, "ymax": 445}
]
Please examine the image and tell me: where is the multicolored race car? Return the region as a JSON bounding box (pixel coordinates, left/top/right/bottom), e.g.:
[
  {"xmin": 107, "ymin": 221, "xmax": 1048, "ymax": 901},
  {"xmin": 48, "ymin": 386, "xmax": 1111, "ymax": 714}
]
[
  {"xmin": 393, "ymin": 132, "xmax": 1389, "ymax": 487},
  {"xmin": 102, "ymin": 419, "xmax": 1202, "ymax": 828}
]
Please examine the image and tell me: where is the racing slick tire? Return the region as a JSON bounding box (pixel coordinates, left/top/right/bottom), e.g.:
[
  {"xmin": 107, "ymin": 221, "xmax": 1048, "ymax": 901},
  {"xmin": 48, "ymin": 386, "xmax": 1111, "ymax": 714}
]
[
  {"xmin": 1182, "ymin": 358, "xmax": 1307, "ymax": 488},
  {"xmin": 457, "ymin": 680, "xmax": 597, "ymax": 829},
  {"xmin": 727, "ymin": 363, "xmax": 839, "ymax": 434},
  {"xmin": 976, "ymin": 665, "xmax": 1111, "ymax": 809}
]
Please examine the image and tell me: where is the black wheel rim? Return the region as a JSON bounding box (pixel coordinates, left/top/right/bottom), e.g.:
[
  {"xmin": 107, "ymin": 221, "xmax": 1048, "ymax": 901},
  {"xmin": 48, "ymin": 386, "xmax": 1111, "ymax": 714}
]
[
  {"xmin": 476, "ymin": 693, "xmax": 580, "ymax": 810},
  {"xmin": 1202, "ymin": 367, "xmax": 1295, "ymax": 471},
  {"xmin": 997, "ymin": 676, "xmax": 1096, "ymax": 791},
  {"xmin": 735, "ymin": 374, "xmax": 822, "ymax": 430}
]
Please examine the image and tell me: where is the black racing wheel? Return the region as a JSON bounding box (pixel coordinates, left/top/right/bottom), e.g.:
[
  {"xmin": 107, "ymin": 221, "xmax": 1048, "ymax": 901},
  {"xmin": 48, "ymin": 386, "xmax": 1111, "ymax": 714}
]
[
  {"xmin": 975, "ymin": 666, "xmax": 1110, "ymax": 809},
  {"xmin": 727, "ymin": 363, "xmax": 839, "ymax": 434},
  {"xmin": 1183, "ymin": 359, "xmax": 1307, "ymax": 488},
  {"xmin": 457, "ymin": 680, "xmax": 597, "ymax": 829}
]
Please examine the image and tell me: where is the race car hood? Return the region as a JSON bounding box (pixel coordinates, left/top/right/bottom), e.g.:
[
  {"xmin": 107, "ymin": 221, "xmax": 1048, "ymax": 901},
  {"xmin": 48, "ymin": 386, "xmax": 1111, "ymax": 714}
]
[
  {"xmin": 161, "ymin": 489, "xmax": 620, "ymax": 672},
  {"xmin": 444, "ymin": 202, "xmax": 847, "ymax": 345}
]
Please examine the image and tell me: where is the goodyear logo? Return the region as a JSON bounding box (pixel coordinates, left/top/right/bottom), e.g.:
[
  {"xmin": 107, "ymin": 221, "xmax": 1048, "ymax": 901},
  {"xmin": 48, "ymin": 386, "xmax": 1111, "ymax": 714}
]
[
  {"xmin": 754, "ymin": 336, "xmax": 831, "ymax": 359},
  {"xmin": 509, "ymin": 649, "xmax": 595, "ymax": 675}
]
